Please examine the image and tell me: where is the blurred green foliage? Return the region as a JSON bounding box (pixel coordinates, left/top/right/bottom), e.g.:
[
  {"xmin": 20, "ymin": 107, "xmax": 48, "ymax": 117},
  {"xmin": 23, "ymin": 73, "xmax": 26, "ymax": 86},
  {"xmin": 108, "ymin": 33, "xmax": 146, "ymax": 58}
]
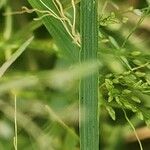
[{"xmin": 0, "ymin": 0, "xmax": 150, "ymax": 150}]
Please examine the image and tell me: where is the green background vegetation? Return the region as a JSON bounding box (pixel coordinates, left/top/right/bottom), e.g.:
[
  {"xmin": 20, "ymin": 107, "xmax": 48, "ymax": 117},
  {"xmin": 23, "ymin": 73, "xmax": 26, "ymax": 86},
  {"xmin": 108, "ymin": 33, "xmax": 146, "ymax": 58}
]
[{"xmin": 0, "ymin": 0, "xmax": 150, "ymax": 149}]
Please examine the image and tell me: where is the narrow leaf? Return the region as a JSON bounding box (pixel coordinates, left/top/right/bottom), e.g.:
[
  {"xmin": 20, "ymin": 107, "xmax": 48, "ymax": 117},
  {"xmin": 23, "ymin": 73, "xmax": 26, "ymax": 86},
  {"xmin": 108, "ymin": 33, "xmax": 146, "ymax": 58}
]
[
  {"xmin": 0, "ymin": 36, "xmax": 34, "ymax": 78},
  {"xmin": 106, "ymin": 106, "xmax": 116, "ymax": 120},
  {"xmin": 28, "ymin": 0, "xmax": 79, "ymax": 63}
]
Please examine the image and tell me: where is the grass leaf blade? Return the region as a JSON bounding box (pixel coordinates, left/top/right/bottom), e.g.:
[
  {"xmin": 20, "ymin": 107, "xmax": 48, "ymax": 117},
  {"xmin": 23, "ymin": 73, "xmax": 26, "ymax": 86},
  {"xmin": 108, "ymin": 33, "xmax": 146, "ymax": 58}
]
[
  {"xmin": 28, "ymin": 0, "xmax": 79, "ymax": 63},
  {"xmin": 80, "ymin": 0, "xmax": 99, "ymax": 150},
  {"xmin": 0, "ymin": 36, "xmax": 34, "ymax": 78}
]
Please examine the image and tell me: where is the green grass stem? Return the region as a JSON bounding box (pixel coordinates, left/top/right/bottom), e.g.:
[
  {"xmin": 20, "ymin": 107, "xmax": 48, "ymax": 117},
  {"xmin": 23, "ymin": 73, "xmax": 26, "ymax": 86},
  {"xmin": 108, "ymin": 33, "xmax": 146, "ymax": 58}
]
[{"xmin": 80, "ymin": 0, "xmax": 99, "ymax": 150}]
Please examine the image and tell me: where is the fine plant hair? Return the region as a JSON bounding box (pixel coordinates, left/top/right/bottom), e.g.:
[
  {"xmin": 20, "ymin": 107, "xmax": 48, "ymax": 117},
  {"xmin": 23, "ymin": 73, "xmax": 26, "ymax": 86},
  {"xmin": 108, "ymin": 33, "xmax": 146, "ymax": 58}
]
[
  {"xmin": 122, "ymin": 5, "xmax": 150, "ymax": 48},
  {"xmin": 14, "ymin": 94, "xmax": 18, "ymax": 150},
  {"xmin": 123, "ymin": 109, "xmax": 143, "ymax": 150},
  {"xmin": 5, "ymin": 0, "xmax": 81, "ymax": 47}
]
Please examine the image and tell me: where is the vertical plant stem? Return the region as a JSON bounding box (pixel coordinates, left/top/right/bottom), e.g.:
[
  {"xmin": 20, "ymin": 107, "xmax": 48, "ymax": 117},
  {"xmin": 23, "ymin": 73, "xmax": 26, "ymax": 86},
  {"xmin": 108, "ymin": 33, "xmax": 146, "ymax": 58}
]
[
  {"xmin": 80, "ymin": 0, "xmax": 99, "ymax": 150},
  {"xmin": 14, "ymin": 94, "xmax": 18, "ymax": 150},
  {"xmin": 4, "ymin": 6, "xmax": 12, "ymax": 60}
]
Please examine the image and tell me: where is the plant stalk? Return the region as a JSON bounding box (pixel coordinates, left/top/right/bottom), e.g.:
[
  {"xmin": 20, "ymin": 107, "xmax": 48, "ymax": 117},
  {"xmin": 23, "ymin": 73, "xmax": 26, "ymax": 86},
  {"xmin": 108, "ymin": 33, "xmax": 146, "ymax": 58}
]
[{"xmin": 80, "ymin": 0, "xmax": 99, "ymax": 150}]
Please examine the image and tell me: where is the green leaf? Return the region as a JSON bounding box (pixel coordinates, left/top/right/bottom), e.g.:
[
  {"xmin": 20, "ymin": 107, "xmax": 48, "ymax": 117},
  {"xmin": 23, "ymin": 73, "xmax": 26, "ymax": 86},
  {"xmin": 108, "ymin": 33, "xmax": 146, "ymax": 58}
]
[
  {"xmin": 131, "ymin": 51, "xmax": 141, "ymax": 56},
  {"xmin": 122, "ymin": 100, "xmax": 138, "ymax": 112},
  {"xmin": 80, "ymin": 0, "xmax": 99, "ymax": 149},
  {"xmin": 135, "ymin": 72, "xmax": 146, "ymax": 77},
  {"xmin": 105, "ymin": 79, "xmax": 114, "ymax": 90},
  {"xmin": 106, "ymin": 106, "xmax": 116, "ymax": 120},
  {"xmin": 108, "ymin": 36, "xmax": 120, "ymax": 49},
  {"xmin": 133, "ymin": 80, "xmax": 143, "ymax": 88},
  {"xmin": 115, "ymin": 96, "xmax": 122, "ymax": 106},
  {"xmin": 108, "ymin": 95, "xmax": 114, "ymax": 102},
  {"xmin": 0, "ymin": 36, "xmax": 34, "ymax": 78},
  {"xmin": 131, "ymin": 96, "xmax": 141, "ymax": 103},
  {"xmin": 122, "ymin": 89, "xmax": 132, "ymax": 94},
  {"xmin": 28, "ymin": 0, "xmax": 79, "ymax": 63},
  {"xmin": 137, "ymin": 111, "xmax": 144, "ymax": 120}
]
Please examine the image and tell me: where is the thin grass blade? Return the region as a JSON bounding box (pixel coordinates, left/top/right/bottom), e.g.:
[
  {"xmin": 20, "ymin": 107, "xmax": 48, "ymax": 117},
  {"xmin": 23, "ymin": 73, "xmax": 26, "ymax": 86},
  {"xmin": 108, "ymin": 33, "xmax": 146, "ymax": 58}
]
[{"xmin": 0, "ymin": 36, "xmax": 34, "ymax": 78}]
